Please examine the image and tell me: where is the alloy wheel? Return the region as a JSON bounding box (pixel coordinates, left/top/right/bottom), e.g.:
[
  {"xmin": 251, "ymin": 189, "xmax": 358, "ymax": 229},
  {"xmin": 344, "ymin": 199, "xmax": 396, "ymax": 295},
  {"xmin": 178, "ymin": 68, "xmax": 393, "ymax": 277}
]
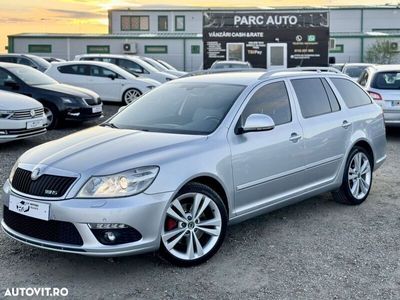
[
  {"xmin": 161, "ymin": 192, "xmax": 222, "ymax": 261},
  {"xmin": 348, "ymin": 152, "xmax": 372, "ymax": 200},
  {"xmin": 44, "ymin": 107, "xmax": 54, "ymax": 127},
  {"xmin": 124, "ymin": 89, "xmax": 141, "ymax": 104}
]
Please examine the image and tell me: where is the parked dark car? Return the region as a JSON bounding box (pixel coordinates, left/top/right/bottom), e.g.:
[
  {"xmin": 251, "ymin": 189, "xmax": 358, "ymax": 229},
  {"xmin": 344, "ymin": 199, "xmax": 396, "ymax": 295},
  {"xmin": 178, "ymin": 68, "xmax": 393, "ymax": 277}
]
[
  {"xmin": 0, "ymin": 63, "xmax": 103, "ymax": 129},
  {"xmin": 0, "ymin": 54, "xmax": 51, "ymax": 72}
]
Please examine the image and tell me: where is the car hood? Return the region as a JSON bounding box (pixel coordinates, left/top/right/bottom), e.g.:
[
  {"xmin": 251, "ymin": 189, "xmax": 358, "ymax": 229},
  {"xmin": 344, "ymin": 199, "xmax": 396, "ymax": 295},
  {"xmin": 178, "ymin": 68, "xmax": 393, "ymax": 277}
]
[
  {"xmin": 0, "ymin": 91, "xmax": 42, "ymax": 110},
  {"xmin": 166, "ymin": 70, "xmax": 187, "ymax": 77},
  {"xmin": 19, "ymin": 126, "xmax": 207, "ymax": 175},
  {"xmin": 36, "ymin": 83, "xmax": 99, "ymax": 99}
]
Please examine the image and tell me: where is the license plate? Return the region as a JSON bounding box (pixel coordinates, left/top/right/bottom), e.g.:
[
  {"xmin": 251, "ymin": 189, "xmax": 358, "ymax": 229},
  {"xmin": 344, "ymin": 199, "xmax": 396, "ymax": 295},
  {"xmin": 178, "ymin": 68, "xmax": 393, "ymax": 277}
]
[
  {"xmin": 392, "ymin": 101, "xmax": 400, "ymax": 106},
  {"xmin": 92, "ymin": 104, "xmax": 102, "ymax": 113},
  {"xmin": 9, "ymin": 195, "xmax": 50, "ymax": 221},
  {"xmin": 26, "ymin": 120, "xmax": 43, "ymax": 129}
]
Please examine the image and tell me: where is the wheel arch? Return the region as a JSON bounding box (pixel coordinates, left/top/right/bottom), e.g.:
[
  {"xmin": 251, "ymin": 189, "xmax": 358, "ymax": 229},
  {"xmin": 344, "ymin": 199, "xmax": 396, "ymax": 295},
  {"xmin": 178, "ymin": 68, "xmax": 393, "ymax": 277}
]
[
  {"xmin": 351, "ymin": 139, "xmax": 375, "ymax": 169},
  {"xmin": 177, "ymin": 175, "xmax": 231, "ymax": 216}
]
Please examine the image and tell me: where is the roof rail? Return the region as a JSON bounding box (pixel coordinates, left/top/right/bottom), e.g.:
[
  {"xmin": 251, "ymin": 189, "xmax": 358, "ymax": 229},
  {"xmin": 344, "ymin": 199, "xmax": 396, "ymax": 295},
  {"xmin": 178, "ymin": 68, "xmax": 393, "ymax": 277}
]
[
  {"xmin": 259, "ymin": 67, "xmax": 342, "ymax": 80},
  {"xmin": 181, "ymin": 68, "xmax": 266, "ymax": 78}
]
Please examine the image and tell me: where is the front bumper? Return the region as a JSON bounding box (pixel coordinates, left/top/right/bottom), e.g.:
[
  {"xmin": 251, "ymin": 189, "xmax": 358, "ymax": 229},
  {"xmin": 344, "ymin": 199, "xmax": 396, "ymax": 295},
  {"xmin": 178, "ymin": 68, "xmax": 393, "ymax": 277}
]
[
  {"xmin": 0, "ymin": 116, "xmax": 47, "ymax": 143},
  {"xmin": 62, "ymin": 105, "xmax": 103, "ymax": 122},
  {"xmin": 1, "ymin": 180, "xmax": 173, "ymax": 256}
]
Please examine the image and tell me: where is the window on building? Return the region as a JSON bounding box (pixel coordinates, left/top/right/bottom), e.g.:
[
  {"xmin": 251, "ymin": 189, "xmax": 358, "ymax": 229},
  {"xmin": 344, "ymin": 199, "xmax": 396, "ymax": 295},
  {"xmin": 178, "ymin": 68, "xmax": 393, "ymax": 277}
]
[
  {"xmin": 145, "ymin": 45, "xmax": 168, "ymax": 54},
  {"xmin": 242, "ymin": 81, "xmax": 292, "ymax": 126},
  {"xmin": 175, "ymin": 16, "xmax": 185, "ymax": 31},
  {"xmin": 191, "ymin": 45, "xmax": 200, "ymax": 54},
  {"xmin": 291, "ymin": 78, "xmax": 333, "ymax": 118},
  {"xmin": 86, "ymin": 45, "xmax": 110, "ymax": 54},
  {"xmin": 158, "ymin": 16, "xmax": 168, "ymax": 31},
  {"xmin": 331, "ymin": 78, "xmax": 372, "ymax": 108},
  {"xmin": 28, "ymin": 45, "xmax": 52, "ymax": 53},
  {"xmin": 121, "ymin": 16, "xmax": 149, "ymax": 31},
  {"xmin": 329, "ymin": 44, "xmax": 344, "ymax": 53}
]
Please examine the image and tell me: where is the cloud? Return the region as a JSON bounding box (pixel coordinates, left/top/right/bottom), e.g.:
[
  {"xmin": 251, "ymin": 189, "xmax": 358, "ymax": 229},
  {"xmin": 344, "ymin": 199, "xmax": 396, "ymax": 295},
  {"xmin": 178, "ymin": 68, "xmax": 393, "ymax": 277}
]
[{"xmin": 46, "ymin": 9, "xmax": 106, "ymax": 19}]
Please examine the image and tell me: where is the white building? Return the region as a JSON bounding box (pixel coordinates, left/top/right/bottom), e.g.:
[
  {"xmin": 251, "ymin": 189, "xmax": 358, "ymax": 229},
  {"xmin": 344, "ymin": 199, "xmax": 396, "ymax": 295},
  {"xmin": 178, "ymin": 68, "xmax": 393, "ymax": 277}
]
[{"xmin": 7, "ymin": 6, "xmax": 400, "ymax": 71}]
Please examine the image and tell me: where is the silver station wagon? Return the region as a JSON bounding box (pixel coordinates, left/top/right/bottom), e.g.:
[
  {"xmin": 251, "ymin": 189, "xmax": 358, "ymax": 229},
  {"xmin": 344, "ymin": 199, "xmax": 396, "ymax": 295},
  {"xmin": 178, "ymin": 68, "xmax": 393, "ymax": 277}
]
[{"xmin": 1, "ymin": 68, "xmax": 386, "ymax": 266}]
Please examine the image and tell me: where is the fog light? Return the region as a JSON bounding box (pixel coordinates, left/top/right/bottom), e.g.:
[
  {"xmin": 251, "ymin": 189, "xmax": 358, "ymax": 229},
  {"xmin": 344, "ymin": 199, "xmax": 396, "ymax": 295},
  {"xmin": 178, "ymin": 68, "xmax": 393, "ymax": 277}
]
[
  {"xmin": 0, "ymin": 130, "xmax": 6, "ymax": 135},
  {"xmin": 104, "ymin": 231, "xmax": 116, "ymax": 242},
  {"xmin": 88, "ymin": 223, "xmax": 128, "ymax": 229},
  {"xmin": 67, "ymin": 112, "xmax": 81, "ymax": 117}
]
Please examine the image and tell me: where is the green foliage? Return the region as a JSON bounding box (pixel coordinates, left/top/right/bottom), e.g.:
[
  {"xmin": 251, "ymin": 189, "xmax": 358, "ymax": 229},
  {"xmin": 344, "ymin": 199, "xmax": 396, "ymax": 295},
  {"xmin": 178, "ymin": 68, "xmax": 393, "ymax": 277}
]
[{"xmin": 364, "ymin": 40, "xmax": 399, "ymax": 64}]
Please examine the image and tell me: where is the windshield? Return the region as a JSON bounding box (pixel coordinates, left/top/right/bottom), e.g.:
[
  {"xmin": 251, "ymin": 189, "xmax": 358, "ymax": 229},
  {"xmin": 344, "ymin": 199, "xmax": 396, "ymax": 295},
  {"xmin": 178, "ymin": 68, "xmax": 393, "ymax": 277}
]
[
  {"xmin": 372, "ymin": 71, "xmax": 400, "ymax": 90},
  {"xmin": 142, "ymin": 57, "xmax": 169, "ymax": 72},
  {"xmin": 109, "ymin": 82, "xmax": 245, "ymax": 135},
  {"xmin": 158, "ymin": 60, "xmax": 177, "ymax": 71},
  {"xmin": 28, "ymin": 55, "xmax": 51, "ymax": 70},
  {"xmin": 9, "ymin": 66, "xmax": 57, "ymax": 86},
  {"xmin": 344, "ymin": 66, "xmax": 367, "ymax": 78}
]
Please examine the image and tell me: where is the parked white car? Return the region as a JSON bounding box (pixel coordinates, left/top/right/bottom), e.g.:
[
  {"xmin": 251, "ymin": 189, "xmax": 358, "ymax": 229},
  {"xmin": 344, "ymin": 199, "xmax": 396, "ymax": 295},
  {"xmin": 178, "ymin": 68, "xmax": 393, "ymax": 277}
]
[
  {"xmin": 45, "ymin": 61, "xmax": 161, "ymax": 104},
  {"xmin": 342, "ymin": 63, "xmax": 374, "ymax": 81},
  {"xmin": 74, "ymin": 54, "xmax": 177, "ymax": 83},
  {"xmin": 0, "ymin": 91, "xmax": 47, "ymax": 143}
]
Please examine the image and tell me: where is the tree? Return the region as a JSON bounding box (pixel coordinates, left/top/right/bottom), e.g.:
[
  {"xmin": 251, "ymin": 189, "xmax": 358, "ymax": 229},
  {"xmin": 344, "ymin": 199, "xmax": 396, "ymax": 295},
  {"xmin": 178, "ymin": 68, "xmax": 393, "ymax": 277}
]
[{"xmin": 364, "ymin": 39, "xmax": 400, "ymax": 64}]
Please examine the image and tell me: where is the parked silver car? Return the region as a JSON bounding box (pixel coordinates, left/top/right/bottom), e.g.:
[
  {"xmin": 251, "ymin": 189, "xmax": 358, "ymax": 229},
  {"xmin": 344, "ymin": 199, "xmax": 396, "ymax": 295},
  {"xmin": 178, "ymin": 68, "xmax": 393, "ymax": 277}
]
[
  {"xmin": 2, "ymin": 69, "xmax": 386, "ymax": 266},
  {"xmin": 358, "ymin": 65, "xmax": 400, "ymax": 125}
]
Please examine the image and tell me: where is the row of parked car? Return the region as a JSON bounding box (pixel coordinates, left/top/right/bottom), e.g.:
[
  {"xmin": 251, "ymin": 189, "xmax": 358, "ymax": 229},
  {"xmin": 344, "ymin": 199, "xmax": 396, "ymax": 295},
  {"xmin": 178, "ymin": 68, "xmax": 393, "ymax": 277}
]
[{"xmin": 0, "ymin": 53, "xmax": 189, "ymax": 143}]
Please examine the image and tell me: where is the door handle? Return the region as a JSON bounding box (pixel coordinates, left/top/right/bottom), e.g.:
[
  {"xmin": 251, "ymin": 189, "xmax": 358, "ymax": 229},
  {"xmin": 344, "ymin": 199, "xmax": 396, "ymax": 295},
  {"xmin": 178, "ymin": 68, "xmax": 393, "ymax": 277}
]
[
  {"xmin": 342, "ymin": 120, "xmax": 352, "ymax": 129},
  {"xmin": 289, "ymin": 133, "xmax": 302, "ymax": 143}
]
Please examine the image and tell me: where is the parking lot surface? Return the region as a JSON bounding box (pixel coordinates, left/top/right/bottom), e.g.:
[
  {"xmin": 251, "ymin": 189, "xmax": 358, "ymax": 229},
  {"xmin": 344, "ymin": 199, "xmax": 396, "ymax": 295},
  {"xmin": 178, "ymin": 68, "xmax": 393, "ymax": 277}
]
[{"xmin": 0, "ymin": 104, "xmax": 399, "ymax": 299}]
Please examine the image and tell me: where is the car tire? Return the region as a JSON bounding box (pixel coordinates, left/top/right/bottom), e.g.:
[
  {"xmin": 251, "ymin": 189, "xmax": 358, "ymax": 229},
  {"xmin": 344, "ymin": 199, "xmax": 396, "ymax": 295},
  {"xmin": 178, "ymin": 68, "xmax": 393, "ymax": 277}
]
[
  {"xmin": 159, "ymin": 182, "xmax": 228, "ymax": 267},
  {"xmin": 333, "ymin": 146, "xmax": 373, "ymax": 205},
  {"xmin": 122, "ymin": 88, "xmax": 142, "ymax": 105},
  {"xmin": 43, "ymin": 103, "xmax": 59, "ymax": 130}
]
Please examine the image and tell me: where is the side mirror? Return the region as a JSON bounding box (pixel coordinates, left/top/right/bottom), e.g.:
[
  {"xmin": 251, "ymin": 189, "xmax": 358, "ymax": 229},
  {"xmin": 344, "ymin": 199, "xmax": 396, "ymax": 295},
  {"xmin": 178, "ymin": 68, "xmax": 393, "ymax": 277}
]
[
  {"xmin": 108, "ymin": 74, "xmax": 116, "ymax": 80},
  {"xmin": 239, "ymin": 114, "xmax": 275, "ymax": 134},
  {"xmin": 4, "ymin": 79, "xmax": 19, "ymax": 90}
]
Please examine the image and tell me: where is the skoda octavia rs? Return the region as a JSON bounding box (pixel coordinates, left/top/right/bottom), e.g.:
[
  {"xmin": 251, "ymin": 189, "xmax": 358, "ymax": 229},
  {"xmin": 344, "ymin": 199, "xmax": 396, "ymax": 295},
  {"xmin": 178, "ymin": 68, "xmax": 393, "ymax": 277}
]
[{"xmin": 1, "ymin": 69, "xmax": 386, "ymax": 266}]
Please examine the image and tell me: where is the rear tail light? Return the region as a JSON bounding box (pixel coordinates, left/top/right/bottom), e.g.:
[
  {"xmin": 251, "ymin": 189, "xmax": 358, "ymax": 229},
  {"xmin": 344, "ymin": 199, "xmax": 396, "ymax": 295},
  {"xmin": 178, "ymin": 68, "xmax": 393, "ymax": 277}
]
[{"xmin": 368, "ymin": 91, "xmax": 382, "ymax": 101}]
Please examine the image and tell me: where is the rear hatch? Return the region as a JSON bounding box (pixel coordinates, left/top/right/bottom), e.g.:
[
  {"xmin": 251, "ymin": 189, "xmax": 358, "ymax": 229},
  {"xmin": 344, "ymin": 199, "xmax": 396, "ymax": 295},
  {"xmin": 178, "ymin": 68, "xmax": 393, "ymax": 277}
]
[{"xmin": 370, "ymin": 71, "xmax": 400, "ymax": 111}]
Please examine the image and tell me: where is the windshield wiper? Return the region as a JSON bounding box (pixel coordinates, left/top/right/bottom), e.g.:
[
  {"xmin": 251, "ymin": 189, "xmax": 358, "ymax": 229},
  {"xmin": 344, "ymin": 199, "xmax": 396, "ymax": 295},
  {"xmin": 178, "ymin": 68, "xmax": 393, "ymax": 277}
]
[{"xmin": 102, "ymin": 122, "xmax": 119, "ymax": 129}]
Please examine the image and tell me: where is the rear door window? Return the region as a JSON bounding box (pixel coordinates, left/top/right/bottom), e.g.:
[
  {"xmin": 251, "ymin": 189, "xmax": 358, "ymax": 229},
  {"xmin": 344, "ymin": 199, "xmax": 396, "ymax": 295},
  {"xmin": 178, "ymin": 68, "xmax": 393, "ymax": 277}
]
[
  {"xmin": 291, "ymin": 78, "xmax": 333, "ymax": 118},
  {"xmin": 58, "ymin": 64, "xmax": 90, "ymax": 75},
  {"xmin": 0, "ymin": 57, "xmax": 16, "ymax": 63},
  {"xmin": 330, "ymin": 78, "xmax": 372, "ymax": 108}
]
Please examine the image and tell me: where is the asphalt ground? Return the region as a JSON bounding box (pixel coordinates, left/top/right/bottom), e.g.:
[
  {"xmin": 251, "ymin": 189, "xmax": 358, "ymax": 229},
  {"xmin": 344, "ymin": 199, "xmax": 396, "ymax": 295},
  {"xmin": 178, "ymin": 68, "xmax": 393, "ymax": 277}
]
[{"xmin": 0, "ymin": 103, "xmax": 399, "ymax": 299}]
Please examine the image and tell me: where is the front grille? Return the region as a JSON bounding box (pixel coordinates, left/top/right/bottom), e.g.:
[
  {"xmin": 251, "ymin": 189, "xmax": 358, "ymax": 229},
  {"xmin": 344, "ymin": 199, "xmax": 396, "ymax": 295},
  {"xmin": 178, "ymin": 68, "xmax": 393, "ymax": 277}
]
[
  {"xmin": 10, "ymin": 108, "xmax": 44, "ymax": 120},
  {"xmin": 7, "ymin": 127, "xmax": 46, "ymax": 135},
  {"xmin": 12, "ymin": 168, "xmax": 76, "ymax": 198},
  {"xmin": 3, "ymin": 206, "xmax": 83, "ymax": 246}
]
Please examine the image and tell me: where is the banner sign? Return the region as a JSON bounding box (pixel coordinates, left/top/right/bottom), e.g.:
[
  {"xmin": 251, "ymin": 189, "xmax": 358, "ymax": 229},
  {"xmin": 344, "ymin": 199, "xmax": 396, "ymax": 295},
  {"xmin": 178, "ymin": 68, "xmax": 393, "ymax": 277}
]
[{"xmin": 203, "ymin": 12, "xmax": 329, "ymax": 69}]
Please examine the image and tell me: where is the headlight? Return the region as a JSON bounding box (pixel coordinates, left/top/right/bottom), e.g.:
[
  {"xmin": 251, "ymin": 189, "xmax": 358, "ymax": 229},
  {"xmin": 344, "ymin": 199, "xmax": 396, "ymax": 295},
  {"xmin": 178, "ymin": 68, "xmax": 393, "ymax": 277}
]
[
  {"xmin": 77, "ymin": 166, "xmax": 159, "ymax": 198},
  {"xmin": 165, "ymin": 77, "xmax": 173, "ymax": 81},
  {"xmin": 0, "ymin": 110, "xmax": 13, "ymax": 119},
  {"xmin": 9, "ymin": 159, "xmax": 19, "ymax": 182},
  {"xmin": 146, "ymin": 85, "xmax": 156, "ymax": 90},
  {"xmin": 61, "ymin": 97, "xmax": 81, "ymax": 104}
]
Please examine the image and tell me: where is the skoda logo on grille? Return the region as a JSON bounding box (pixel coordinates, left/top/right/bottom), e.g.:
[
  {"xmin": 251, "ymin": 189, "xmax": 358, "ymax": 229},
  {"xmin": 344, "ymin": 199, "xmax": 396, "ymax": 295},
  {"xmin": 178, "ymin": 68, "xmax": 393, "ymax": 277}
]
[
  {"xmin": 30, "ymin": 110, "xmax": 36, "ymax": 117},
  {"xmin": 31, "ymin": 168, "xmax": 42, "ymax": 181}
]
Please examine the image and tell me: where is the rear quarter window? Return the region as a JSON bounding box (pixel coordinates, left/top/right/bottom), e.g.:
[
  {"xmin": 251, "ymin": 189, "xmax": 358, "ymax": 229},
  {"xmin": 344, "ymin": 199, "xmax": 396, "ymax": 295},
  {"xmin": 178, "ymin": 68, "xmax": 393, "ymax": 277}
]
[{"xmin": 330, "ymin": 78, "xmax": 372, "ymax": 108}]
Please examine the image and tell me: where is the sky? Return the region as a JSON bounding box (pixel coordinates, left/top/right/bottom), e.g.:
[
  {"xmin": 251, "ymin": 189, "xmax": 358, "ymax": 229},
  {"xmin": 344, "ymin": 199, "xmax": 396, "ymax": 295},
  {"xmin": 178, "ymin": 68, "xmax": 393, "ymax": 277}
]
[{"xmin": 0, "ymin": 0, "xmax": 397, "ymax": 53}]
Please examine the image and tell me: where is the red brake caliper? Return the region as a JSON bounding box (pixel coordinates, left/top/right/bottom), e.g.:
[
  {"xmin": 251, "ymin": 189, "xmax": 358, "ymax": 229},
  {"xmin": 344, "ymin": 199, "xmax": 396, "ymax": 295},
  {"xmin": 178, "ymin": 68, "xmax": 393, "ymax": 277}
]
[{"xmin": 166, "ymin": 218, "xmax": 178, "ymax": 231}]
